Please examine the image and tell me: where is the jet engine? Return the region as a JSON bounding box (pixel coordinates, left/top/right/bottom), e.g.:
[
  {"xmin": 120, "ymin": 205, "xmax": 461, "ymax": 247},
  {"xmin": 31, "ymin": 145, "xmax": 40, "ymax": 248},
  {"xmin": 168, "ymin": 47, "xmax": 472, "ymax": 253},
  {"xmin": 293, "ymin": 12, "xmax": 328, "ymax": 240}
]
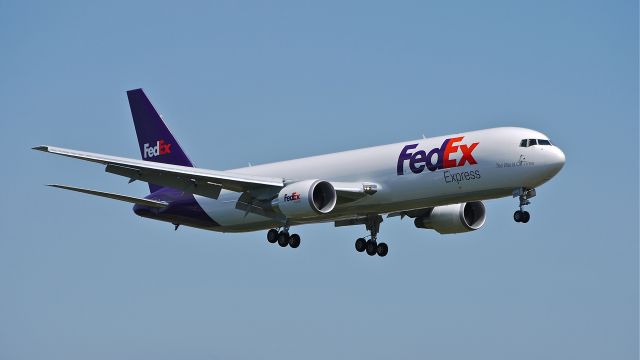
[
  {"xmin": 414, "ymin": 201, "xmax": 486, "ymax": 234},
  {"xmin": 272, "ymin": 180, "xmax": 337, "ymax": 219}
]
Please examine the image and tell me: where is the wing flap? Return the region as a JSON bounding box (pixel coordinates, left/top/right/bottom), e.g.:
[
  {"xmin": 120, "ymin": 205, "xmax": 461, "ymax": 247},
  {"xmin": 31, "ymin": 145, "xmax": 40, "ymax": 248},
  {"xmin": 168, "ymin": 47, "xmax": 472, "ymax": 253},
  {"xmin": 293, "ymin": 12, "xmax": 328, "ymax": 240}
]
[
  {"xmin": 47, "ymin": 184, "xmax": 168, "ymax": 208},
  {"xmin": 105, "ymin": 163, "xmax": 223, "ymax": 199}
]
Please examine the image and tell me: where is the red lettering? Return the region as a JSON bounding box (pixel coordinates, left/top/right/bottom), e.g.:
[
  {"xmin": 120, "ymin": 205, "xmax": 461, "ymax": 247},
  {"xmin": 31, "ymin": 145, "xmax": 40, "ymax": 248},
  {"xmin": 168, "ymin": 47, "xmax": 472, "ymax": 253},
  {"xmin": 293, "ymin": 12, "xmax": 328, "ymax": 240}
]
[
  {"xmin": 459, "ymin": 142, "xmax": 479, "ymax": 166},
  {"xmin": 158, "ymin": 140, "xmax": 172, "ymax": 155},
  {"xmin": 443, "ymin": 136, "xmax": 463, "ymax": 168}
]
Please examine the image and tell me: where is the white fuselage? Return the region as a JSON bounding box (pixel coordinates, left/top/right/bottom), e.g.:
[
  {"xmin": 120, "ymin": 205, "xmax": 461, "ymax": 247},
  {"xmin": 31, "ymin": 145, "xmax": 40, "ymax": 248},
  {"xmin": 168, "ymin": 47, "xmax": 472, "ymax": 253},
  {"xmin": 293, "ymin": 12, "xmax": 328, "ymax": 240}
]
[{"xmin": 194, "ymin": 127, "xmax": 565, "ymax": 232}]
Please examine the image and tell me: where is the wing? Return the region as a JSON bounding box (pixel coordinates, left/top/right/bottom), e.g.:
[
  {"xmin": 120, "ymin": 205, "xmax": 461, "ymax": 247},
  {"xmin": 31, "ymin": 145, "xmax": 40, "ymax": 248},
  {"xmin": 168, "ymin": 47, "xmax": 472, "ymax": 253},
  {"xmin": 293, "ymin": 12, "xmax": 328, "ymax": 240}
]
[
  {"xmin": 34, "ymin": 145, "xmax": 377, "ymax": 202},
  {"xmin": 34, "ymin": 145, "xmax": 284, "ymax": 199}
]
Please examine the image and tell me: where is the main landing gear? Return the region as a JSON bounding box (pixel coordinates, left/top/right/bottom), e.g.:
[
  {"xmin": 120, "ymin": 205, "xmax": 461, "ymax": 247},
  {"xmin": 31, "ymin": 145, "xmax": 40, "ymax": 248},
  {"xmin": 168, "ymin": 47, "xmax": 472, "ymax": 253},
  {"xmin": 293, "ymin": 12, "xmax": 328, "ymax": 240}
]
[
  {"xmin": 513, "ymin": 188, "xmax": 536, "ymax": 223},
  {"xmin": 266, "ymin": 227, "xmax": 301, "ymax": 248},
  {"xmin": 354, "ymin": 215, "xmax": 388, "ymax": 257}
]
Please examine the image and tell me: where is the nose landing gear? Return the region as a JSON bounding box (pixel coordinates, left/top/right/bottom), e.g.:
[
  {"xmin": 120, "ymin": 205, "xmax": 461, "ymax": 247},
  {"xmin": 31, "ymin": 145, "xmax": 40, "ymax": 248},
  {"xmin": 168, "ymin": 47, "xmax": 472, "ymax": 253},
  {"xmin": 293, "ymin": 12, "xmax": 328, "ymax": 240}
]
[{"xmin": 513, "ymin": 188, "xmax": 536, "ymax": 223}]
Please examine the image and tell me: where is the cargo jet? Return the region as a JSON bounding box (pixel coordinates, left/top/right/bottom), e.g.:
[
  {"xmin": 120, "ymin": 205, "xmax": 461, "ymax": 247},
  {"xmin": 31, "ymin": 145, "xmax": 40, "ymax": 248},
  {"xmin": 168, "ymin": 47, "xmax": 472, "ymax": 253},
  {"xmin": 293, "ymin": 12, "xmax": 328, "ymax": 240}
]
[{"xmin": 34, "ymin": 89, "xmax": 565, "ymax": 257}]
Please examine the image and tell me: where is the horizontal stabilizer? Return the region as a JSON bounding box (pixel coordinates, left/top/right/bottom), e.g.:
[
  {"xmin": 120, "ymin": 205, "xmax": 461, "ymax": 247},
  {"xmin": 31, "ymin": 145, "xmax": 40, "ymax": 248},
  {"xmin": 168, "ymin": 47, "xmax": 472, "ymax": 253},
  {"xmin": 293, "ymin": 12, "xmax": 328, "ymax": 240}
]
[{"xmin": 47, "ymin": 184, "xmax": 168, "ymax": 208}]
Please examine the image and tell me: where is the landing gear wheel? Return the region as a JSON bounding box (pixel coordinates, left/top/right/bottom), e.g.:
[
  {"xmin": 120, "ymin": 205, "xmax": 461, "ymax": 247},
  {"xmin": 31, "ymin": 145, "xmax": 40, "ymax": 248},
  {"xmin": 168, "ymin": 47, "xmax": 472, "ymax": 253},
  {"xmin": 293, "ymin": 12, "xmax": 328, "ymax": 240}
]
[
  {"xmin": 376, "ymin": 242, "xmax": 388, "ymax": 257},
  {"xmin": 355, "ymin": 238, "xmax": 366, "ymax": 252},
  {"xmin": 289, "ymin": 234, "xmax": 301, "ymax": 248},
  {"xmin": 514, "ymin": 211, "xmax": 522, "ymax": 223},
  {"xmin": 267, "ymin": 229, "xmax": 279, "ymax": 243},
  {"xmin": 277, "ymin": 232, "xmax": 290, "ymax": 247},
  {"xmin": 365, "ymin": 240, "xmax": 377, "ymax": 256},
  {"xmin": 513, "ymin": 210, "xmax": 531, "ymax": 223}
]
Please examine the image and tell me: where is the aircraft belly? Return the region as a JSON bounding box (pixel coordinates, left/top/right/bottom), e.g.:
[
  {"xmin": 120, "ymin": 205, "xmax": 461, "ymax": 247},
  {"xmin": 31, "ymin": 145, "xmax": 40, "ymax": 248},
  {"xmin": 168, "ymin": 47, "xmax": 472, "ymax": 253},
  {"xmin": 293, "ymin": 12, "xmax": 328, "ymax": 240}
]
[{"xmin": 193, "ymin": 192, "xmax": 273, "ymax": 227}]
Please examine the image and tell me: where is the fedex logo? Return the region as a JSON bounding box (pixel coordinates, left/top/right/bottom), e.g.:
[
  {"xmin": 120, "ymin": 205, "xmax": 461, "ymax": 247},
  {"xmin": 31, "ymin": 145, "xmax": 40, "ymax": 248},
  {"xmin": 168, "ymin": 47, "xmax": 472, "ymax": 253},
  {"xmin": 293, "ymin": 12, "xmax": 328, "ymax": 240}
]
[
  {"xmin": 397, "ymin": 136, "xmax": 479, "ymax": 175},
  {"xmin": 143, "ymin": 140, "xmax": 172, "ymax": 159},
  {"xmin": 283, "ymin": 192, "xmax": 301, "ymax": 202}
]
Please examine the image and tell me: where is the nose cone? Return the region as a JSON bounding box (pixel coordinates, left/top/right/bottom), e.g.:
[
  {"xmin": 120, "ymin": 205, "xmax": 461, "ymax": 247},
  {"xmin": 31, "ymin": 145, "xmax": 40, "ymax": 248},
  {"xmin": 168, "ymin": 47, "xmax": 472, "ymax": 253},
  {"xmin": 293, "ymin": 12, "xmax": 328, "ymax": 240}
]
[
  {"xmin": 553, "ymin": 146, "xmax": 566, "ymax": 170},
  {"xmin": 545, "ymin": 146, "xmax": 566, "ymax": 178}
]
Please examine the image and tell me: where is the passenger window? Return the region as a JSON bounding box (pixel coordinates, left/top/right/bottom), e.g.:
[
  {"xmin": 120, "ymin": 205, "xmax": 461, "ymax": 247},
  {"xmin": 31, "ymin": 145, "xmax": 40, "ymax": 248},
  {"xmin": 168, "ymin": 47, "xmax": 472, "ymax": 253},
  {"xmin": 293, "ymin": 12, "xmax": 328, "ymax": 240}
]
[
  {"xmin": 520, "ymin": 139, "xmax": 528, "ymax": 147},
  {"xmin": 528, "ymin": 139, "xmax": 537, "ymax": 146},
  {"xmin": 538, "ymin": 139, "xmax": 551, "ymax": 145}
]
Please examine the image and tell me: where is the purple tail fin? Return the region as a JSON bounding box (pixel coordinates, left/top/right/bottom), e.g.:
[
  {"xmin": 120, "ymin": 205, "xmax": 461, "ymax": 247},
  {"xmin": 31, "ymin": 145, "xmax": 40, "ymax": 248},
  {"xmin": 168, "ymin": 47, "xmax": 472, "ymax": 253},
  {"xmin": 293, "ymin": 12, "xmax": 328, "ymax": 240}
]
[{"xmin": 127, "ymin": 88, "xmax": 194, "ymax": 193}]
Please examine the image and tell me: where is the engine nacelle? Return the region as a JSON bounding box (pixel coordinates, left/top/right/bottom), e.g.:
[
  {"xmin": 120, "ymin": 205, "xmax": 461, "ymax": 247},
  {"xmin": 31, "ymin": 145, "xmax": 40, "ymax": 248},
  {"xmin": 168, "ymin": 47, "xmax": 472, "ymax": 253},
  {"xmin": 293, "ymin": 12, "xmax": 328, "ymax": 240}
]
[
  {"xmin": 414, "ymin": 201, "xmax": 486, "ymax": 234},
  {"xmin": 272, "ymin": 180, "xmax": 337, "ymax": 219}
]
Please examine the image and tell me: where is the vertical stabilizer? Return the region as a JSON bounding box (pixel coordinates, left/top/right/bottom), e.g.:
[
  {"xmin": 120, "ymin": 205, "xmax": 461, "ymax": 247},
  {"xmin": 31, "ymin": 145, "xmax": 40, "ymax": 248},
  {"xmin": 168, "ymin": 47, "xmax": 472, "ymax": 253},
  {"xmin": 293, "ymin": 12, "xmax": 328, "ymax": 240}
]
[{"xmin": 127, "ymin": 88, "xmax": 194, "ymax": 193}]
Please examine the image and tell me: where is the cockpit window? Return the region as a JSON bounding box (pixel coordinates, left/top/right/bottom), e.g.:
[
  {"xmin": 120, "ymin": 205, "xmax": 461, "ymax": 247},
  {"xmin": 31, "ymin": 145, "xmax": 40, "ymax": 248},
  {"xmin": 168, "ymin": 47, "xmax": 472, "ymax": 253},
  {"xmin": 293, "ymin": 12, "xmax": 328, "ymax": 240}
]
[{"xmin": 520, "ymin": 138, "xmax": 553, "ymax": 147}]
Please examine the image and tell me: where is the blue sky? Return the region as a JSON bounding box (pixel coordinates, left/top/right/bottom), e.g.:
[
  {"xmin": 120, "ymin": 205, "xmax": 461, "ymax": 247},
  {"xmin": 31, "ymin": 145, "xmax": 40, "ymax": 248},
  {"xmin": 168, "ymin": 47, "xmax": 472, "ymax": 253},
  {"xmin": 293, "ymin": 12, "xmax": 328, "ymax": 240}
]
[{"xmin": 1, "ymin": 1, "xmax": 637, "ymax": 359}]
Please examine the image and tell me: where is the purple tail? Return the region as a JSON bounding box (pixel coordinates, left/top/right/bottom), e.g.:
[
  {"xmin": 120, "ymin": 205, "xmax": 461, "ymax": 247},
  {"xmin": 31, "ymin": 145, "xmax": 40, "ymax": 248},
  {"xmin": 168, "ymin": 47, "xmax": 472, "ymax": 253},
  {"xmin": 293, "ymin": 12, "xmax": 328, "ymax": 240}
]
[{"xmin": 127, "ymin": 88, "xmax": 195, "ymax": 193}]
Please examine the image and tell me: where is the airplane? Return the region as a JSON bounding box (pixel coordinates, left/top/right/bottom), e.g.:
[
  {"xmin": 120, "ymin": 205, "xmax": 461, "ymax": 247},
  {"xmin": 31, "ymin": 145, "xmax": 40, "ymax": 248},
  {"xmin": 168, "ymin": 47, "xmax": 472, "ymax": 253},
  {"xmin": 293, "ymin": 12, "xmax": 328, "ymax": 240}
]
[{"xmin": 33, "ymin": 89, "xmax": 565, "ymax": 257}]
